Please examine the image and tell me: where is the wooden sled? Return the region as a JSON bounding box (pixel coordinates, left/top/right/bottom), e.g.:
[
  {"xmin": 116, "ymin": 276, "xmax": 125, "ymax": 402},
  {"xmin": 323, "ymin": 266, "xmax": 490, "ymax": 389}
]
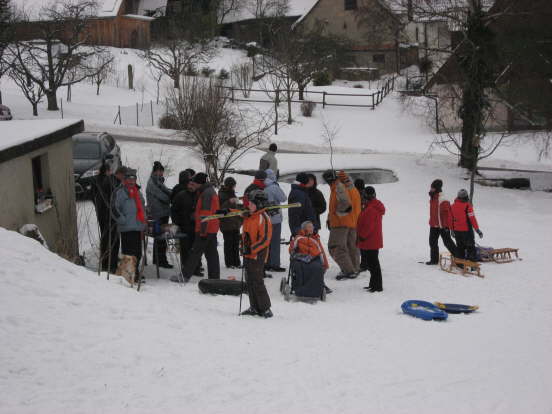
[
  {"xmin": 440, "ymin": 253, "xmax": 484, "ymax": 278},
  {"xmin": 481, "ymin": 248, "xmax": 520, "ymax": 264}
]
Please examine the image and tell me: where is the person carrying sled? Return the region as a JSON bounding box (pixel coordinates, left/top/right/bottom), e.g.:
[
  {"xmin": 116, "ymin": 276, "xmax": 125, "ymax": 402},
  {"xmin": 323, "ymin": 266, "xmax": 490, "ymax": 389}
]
[
  {"xmin": 323, "ymin": 170, "xmax": 361, "ymax": 280},
  {"xmin": 451, "ymin": 189, "xmax": 483, "ymax": 262},
  {"xmin": 289, "ymin": 221, "xmax": 330, "ymax": 298},
  {"xmin": 113, "ymin": 168, "xmax": 147, "ymax": 283},
  {"xmin": 357, "ymin": 186, "xmax": 385, "ymax": 292},
  {"xmin": 240, "ymin": 190, "xmax": 274, "ymax": 318},
  {"xmin": 218, "ymin": 176, "xmax": 242, "ymax": 269},
  {"xmin": 175, "ymin": 173, "xmax": 221, "ymax": 282},
  {"xmin": 426, "ymin": 179, "xmax": 457, "ymax": 265},
  {"xmin": 146, "ymin": 161, "xmax": 173, "ymax": 269}
]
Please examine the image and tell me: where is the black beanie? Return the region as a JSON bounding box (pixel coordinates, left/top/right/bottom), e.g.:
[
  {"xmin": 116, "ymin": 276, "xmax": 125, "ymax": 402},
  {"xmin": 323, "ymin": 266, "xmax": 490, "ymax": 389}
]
[
  {"xmin": 193, "ymin": 172, "xmax": 208, "ymax": 184},
  {"xmin": 152, "ymin": 161, "xmax": 164, "ymax": 172},
  {"xmin": 178, "ymin": 170, "xmax": 191, "ymax": 184},
  {"xmin": 365, "ymin": 186, "xmax": 376, "ymax": 197},
  {"xmin": 431, "ymin": 179, "xmax": 443, "ymax": 192},
  {"xmin": 254, "ymin": 170, "xmax": 267, "ymax": 180},
  {"xmin": 224, "ymin": 176, "xmax": 236, "ymax": 187},
  {"xmin": 296, "ymin": 172, "xmax": 309, "ymax": 185}
]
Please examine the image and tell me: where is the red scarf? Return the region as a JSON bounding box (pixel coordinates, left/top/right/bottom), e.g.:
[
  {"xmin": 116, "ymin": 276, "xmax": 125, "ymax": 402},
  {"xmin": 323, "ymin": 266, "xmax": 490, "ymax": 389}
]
[
  {"xmin": 125, "ymin": 183, "xmax": 146, "ymax": 224},
  {"xmin": 253, "ymin": 179, "xmax": 266, "ymax": 189}
]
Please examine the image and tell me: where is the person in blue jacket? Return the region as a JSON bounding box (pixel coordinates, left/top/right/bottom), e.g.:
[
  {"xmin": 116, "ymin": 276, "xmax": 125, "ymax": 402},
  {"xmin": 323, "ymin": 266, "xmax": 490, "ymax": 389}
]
[
  {"xmin": 288, "ymin": 172, "xmax": 316, "ymax": 236},
  {"xmin": 264, "ymin": 169, "xmax": 287, "ymax": 272}
]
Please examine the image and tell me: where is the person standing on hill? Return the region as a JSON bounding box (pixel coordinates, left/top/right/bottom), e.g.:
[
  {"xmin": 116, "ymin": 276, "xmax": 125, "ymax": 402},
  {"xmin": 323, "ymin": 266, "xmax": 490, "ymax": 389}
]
[
  {"xmin": 426, "ymin": 179, "xmax": 457, "ymax": 265},
  {"xmin": 91, "ymin": 163, "xmax": 119, "ymax": 273},
  {"xmin": 306, "ymin": 173, "xmax": 326, "ymax": 230},
  {"xmin": 451, "ymin": 189, "xmax": 483, "ymax": 262},
  {"xmin": 176, "ymin": 173, "xmax": 220, "ymax": 282},
  {"xmin": 357, "ymin": 186, "xmax": 385, "ymax": 292},
  {"xmin": 113, "ymin": 168, "xmax": 146, "ymax": 283},
  {"xmin": 218, "ymin": 177, "xmax": 242, "ymax": 269},
  {"xmin": 240, "ymin": 190, "xmax": 273, "ymax": 319},
  {"xmin": 146, "ymin": 161, "xmax": 173, "ymax": 268},
  {"xmin": 264, "ymin": 169, "xmax": 287, "ymax": 272},
  {"xmin": 259, "ymin": 143, "xmax": 278, "ymax": 176},
  {"xmin": 288, "ymin": 172, "xmax": 316, "ymax": 236},
  {"xmin": 323, "ymin": 170, "xmax": 361, "ymax": 280}
]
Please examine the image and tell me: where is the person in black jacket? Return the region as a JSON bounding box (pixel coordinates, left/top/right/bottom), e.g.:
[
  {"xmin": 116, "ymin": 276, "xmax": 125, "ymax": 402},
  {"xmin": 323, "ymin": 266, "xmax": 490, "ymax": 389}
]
[
  {"xmin": 170, "ymin": 171, "xmax": 201, "ymax": 272},
  {"xmin": 288, "ymin": 172, "xmax": 316, "ymax": 236},
  {"xmin": 218, "ymin": 177, "xmax": 242, "ymax": 268},
  {"xmin": 91, "ymin": 163, "xmax": 120, "ymax": 273},
  {"xmin": 306, "ymin": 174, "xmax": 326, "ymax": 230}
]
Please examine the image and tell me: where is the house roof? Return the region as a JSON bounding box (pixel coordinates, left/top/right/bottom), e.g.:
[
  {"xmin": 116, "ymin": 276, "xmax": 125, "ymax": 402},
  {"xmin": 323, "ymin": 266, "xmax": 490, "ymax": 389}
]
[
  {"xmin": 222, "ymin": 0, "xmax": 318, "ymax": 24},
  {"xmin": 12, "ymin": 0, "xmax": 125, "ymax": 20},
  {"xmin": 0, "ymin": 119, "xmax": 84, "ymax": 163}
]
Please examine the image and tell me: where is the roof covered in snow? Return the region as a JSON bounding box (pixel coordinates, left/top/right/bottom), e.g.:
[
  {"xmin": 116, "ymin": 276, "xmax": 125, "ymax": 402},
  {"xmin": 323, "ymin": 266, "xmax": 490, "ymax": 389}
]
[
  {"xmin": 0, "ymin": 119, "xmax": 84, "ymax": 161},
  {"xmin": 222, "ymin": 0, "xmax": 317, "ymax": 24}
]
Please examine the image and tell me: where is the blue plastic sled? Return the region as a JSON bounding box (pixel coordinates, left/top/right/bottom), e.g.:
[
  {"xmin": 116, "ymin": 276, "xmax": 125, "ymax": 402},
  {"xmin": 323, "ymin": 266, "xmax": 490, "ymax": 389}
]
[
  {"xmin": 434, "ymin": 302, "xmax": 479, "ymax": 314},
  {"xmin": 401, "ymin": 300, "xmax": 448, "ymax": 321}
]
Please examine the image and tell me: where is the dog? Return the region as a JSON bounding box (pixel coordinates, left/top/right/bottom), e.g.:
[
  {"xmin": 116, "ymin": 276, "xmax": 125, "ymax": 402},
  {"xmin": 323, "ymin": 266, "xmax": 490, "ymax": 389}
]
[{"xmin": 116, "ymin": 255, "xmax": 137, "ymax": 287}]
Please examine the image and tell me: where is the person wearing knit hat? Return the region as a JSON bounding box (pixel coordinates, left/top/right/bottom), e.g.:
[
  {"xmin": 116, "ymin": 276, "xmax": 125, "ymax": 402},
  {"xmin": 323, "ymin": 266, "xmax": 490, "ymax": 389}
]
[
  {"xmin": 451, "ymin": 189, "xmax": 483, "ymax": 262},
  {"xmin": 243, "ymin": 170, "xmax": 267, "ymax": 209},
  {"xmin": 288, "ymin": 171, "xmax": 316, "ymax": 236},
  {"xmin": 357, "ymin": 186, "xmax": 385, "ymax": 292},
  {"xmin": 174, "ymin": 172, "xmax": 221, "ymax": 283},
  {"xmin": 218, "ymin": 176, "xmax": 242, "ymax": 269},
  {"xmin": 147, "ymin": 161, "xmax": 173, "ymax": 268},
  {"xmin": 426, "ymin": 178, "xmax": 457, "ymax": 265}
]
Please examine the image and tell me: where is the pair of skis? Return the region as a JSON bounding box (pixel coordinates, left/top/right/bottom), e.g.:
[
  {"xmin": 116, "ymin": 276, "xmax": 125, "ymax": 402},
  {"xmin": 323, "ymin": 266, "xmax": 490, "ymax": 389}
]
[{"xmin": 201, "ymin": 203, "xmax": 302, "ymax": 222}]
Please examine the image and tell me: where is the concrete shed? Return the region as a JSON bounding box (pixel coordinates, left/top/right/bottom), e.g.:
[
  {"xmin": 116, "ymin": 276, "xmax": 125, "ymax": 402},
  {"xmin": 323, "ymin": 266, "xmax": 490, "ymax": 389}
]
[{"xmin": 0, "ymin": 119, "xmax": 84, "ymax": 259}]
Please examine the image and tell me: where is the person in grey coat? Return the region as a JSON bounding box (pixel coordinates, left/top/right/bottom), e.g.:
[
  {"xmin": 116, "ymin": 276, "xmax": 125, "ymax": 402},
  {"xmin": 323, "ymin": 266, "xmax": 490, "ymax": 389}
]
[
  {"xmin": 113, "ymin": 168, "xmax": 147, "ymax": 282},
  {"xmin": 264, "ymin": 169, "xmax": 287, "ymax": 272},
  {"xmin": 259, "ymin": 143, "xmax": 278, "ymax": 177},
  {"xmin": 146, "ymin": 161, "xmax": 173, "ymax": 268}
]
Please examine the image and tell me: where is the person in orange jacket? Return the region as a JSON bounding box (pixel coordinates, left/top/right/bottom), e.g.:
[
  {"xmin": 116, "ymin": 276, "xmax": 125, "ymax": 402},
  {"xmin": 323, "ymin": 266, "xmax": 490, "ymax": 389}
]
[
  {"xmin": 322, "ymin": 170, "xmax": 361, "ymax": 280},
  {"xmin": 426, "ymin": 179, "xmax": 457, "ymax": 265},
  {"xmin": 240, "ymin": 190, "xmax": 274, "ymax": 318},
  {"xmin": 451, "ymin": 189, "xmax": 483, "ymax": 262}
]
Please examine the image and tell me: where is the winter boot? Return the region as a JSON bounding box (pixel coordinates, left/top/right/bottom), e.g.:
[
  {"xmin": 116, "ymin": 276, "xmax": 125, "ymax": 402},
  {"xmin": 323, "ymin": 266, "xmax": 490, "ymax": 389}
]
[{"xmin": 240, "ymin": 307, "xmax": 259, "ymax": 316}]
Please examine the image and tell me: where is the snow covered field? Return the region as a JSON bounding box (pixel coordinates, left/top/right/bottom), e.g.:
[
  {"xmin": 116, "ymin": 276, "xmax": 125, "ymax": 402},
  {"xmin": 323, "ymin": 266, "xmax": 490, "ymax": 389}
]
[{"xmin": 2, "ymin": 44, "xmax": 552, "ymax": 414}]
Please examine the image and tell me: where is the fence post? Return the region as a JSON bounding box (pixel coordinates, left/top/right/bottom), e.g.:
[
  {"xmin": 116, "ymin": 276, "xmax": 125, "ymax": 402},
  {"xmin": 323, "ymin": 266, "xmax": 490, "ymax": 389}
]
[
  {"xmin": 371, "ymin": 93, "xmax": 375, "ymax": 110},
  {"xmin": 136, "ymin": 103, "xmax": 139, "ymax": 126},
  {"xmin": 118, "ymin": 106, "xmax": 121, "ymax": 125},
  {"xmin": 60, "ymin": 99, "xmax": 64, "ymax": 119},
  {"xmin": 0, "ymin": 90, "xmax": 2, "ymax": 105},
  {"xmin": 231, "ymin": 87, "xmax": 234, "ymax": 103},
  {"xmin": 392, "ymin": 76, "xmax": 395, "ymax": 91},
  {"xmin": 150, "ymin": 101, "xmax": 154, "ymax": 126},
  {"xmin": 322, "ymin": 91, "xmax": 326, "ymax": 109}
]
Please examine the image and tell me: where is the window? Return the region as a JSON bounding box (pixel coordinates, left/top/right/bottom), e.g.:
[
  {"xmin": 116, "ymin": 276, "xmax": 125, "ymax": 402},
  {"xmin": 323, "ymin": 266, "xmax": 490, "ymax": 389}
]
[
  {"xmin": 373, "ymin": 54, "xmax": 386, "ymax": 63},
  {"xmin": 73, "ymin": 141, "xmax": 101, "ymax": 159},
  {"xmin": 344, "ymin": 0, "xmax": 357, "ymax": 11},
  {"xmin": 31, "ymin": 154, "xmax": 53, "ymax": 213}
]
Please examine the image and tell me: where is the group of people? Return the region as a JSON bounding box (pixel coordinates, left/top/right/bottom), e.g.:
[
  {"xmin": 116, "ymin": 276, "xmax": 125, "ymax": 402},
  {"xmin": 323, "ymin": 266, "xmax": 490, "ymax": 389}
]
[{"xmin": 91, "ymin": 142, "xmax": 483, "ymax": 320}]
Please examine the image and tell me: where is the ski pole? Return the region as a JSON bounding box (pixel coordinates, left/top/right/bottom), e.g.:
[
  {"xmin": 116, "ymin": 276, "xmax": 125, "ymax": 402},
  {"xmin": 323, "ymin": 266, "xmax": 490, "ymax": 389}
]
[{"xmin": 239, "ymin": 259, "xmax": 245, "ymax": 316}]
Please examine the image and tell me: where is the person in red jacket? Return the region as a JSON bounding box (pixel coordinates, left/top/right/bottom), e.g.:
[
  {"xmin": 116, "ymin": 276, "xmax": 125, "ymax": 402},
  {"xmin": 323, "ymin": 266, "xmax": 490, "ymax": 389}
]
[
  {"xmin": 356, "ymin": 186, "xmax": 385, "ymax": 292},
  {"xmin": 426, "ymin": 179, "xmax": 457, "ymax": 265},
  {"xmin": 451, "ymin": 189, "xmax": 483, "ymax": 262},
  {"xmin": 175, "ymin": 173, "xmax": 221, "ymax": 283}
]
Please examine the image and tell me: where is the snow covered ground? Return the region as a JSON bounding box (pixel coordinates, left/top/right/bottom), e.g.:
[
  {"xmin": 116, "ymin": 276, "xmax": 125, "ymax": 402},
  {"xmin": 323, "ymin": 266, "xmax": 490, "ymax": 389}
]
[{"xmin": 2, "ymin": 140, "xmax": 552, "ymax": 413}]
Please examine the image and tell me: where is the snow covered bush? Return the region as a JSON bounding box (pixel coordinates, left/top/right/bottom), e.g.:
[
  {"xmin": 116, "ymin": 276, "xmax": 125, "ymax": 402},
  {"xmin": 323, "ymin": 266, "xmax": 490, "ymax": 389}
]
[
  {"xmin": 300, "ymin": 101, "xmax": 316, "ymax": 117},
  {"xmin": 313, "ymin": 71, "xmax": 332, "ymax": 86},
  {"xmin": 158, "ymin": 114, "xmax": 180, "ymax": 130}
]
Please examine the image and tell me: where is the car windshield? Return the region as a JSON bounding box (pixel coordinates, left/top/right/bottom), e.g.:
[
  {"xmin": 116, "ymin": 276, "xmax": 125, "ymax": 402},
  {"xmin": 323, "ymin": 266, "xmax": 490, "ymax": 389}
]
[{"xmin": 73, "ymin": 141, "xmax": 101, "ymax": 159}]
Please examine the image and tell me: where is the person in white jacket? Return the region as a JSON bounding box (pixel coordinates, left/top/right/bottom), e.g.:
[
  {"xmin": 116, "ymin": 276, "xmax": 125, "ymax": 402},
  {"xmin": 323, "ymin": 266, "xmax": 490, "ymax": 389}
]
[
  {"xmin": 264, "ymin": 169, "xmax": 287, "ymax": 272},
  {"xmin": 259, "ymin": 143, "xmax": 278, "ymax": 176}
]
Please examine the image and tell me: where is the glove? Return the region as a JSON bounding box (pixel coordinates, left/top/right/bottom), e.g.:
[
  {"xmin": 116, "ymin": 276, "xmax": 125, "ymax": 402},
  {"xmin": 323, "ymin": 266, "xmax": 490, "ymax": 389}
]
[{"xmin": 476, "ymin": 229, "xmax": 483, "ymax": 239}]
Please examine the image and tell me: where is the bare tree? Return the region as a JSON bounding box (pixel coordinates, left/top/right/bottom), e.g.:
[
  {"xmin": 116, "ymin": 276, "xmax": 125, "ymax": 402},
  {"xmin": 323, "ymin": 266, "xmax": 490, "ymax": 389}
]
[
  {"xmin": 231, "ymin": 62, "xmax": 253, "ymax": 98},
  {"xmin": 147, "ymin": 64, "xmax": 164, "ymax": 104},
  {"xmin": 165, "ymin": 76, "xmax": 275, "ymax": 185},
  {"xmin": 6, "ymin": 0, "xmax": 111, "ymax": 110},
  {"xmin": 90, "ymin": 51, "xmax": 114, "ymax": 95},
  {"xmin": 216, "ymin": 0, "xmax": 245, "ymax": 24},
  {"xmin": 8, "ymin": 67, "xmax": 44, "ymax": 116}
]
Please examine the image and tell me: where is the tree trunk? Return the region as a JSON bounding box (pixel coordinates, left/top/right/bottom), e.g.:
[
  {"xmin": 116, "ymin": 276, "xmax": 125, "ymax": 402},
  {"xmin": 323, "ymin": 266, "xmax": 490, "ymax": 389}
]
[
  {"xmin": 66, "ymin": 84, "xmax": 71, "ymax": 102},
  {"xmin": 173, "ymin": 75, "xmax": 180, "ymax": 89},
  {"xmin": 287, "ymin": 93, "xmax": 292, "ymax": 125},
  {"xmin": 32, "ymin": 103, "xmax": 38, "ymax": 116},
  {"xmin": 298, "ymin": 84, "xmax": 305, "ymax": 101},
  {"xmin": 46, "ymin": 90, "xmax": 58, "ymax": 111},
  {"xmin": 96, "ymin": 82, "xmax": 100, "ymax": 95}
]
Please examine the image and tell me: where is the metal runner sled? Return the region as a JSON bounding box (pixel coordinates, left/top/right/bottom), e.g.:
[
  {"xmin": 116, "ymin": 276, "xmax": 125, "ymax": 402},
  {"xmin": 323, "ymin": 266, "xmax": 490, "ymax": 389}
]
[{"xmin": 440, "ymin": 252, "xmax": 484, "ymax": 278}]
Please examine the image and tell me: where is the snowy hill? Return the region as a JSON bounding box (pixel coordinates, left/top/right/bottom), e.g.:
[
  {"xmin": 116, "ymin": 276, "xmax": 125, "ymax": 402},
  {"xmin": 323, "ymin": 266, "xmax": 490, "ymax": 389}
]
[{"xmin": 2, "ymin": 145, "xmax": 552, "ymax": 412}]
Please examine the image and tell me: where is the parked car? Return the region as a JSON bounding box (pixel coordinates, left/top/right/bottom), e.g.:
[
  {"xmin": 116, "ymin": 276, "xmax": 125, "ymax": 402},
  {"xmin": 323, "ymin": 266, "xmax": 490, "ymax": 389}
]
[
  {"xmin": 0, "ymin": 105, "xmax": 13, "ymax": 121},
  {"xmin": 72, "ymin": 132, "xmax": 121, "ymax": 198}
]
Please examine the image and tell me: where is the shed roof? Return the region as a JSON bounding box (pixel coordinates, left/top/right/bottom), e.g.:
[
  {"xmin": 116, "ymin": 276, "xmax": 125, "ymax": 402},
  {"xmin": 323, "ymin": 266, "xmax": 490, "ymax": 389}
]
[
  {"xmin": 12, "ymin": 0, "xmax": 125, "ymax": 20},
  {"xmin": 222, "ymin": 0, "xmax": 317, "ymax": 24},
  {"xmin": 0, "ymin": 119, "xmax": 84, "ymax": 163}
]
